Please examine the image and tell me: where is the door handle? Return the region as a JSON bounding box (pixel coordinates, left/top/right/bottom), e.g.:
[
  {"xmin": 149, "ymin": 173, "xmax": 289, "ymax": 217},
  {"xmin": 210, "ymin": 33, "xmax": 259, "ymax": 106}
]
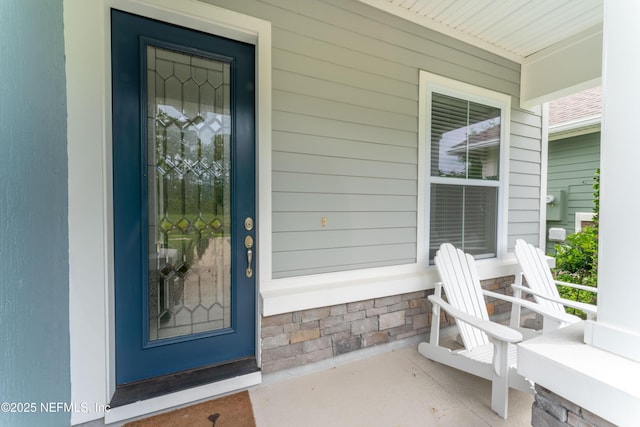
[{"xmin": 244, "ymin": 235, "xmax": 254, "ymax": 278}]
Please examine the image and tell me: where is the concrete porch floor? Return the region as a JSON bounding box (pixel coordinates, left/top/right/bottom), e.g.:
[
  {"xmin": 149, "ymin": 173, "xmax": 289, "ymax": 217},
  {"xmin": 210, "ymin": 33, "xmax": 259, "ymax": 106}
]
[{"xmin": 249, "ymin": 341, "xmax": 534, "ymax": 426}]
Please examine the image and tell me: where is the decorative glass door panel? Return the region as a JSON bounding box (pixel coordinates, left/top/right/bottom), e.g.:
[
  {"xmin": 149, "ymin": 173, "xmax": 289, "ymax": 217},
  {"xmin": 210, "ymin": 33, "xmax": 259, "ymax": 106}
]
[
  {"xmin": 147, "ymin": 46, "xmax": 231, "ymax": 341},
  {"xmin": 112, "ymin": 10, "xmax": 255, "ymax": 385}
]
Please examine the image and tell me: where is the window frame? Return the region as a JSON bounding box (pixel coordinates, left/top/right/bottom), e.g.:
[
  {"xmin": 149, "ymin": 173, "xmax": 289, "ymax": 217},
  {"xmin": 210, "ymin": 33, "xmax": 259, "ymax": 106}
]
[{"xmin": 418, "ymin": 71, "xmax": 511, "ymax": 262}]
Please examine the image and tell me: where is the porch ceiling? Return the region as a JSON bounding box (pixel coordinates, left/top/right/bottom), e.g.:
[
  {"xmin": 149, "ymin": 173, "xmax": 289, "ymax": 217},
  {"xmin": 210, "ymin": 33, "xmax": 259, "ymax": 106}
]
[{"xmin": 358, "ymin": 0, "xmax": 603, "ymax": 63}]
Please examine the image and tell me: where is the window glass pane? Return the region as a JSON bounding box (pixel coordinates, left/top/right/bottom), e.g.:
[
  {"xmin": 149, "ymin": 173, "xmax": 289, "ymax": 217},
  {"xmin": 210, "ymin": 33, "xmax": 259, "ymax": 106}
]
[
  {"xmin": 467, "ymin": 101, "xmax": 501, "ymax": 180},
  {"xmin": 431, "ymin": 93, "xmax": 501, "ymax": 180},
  {"xmin": 462, "ymin": 185, "xmax": 498, "ymax": 257},
  {"xmin": 429, "ymin": 184, "xmax": 463, "ymax": 258},
  {"xmin": 431, "ymin": 94, "xmax": 469, "ymax": 178},
  {"xmin": 429, "ymin": 184, "xmax": 498, "ymax": 261}
]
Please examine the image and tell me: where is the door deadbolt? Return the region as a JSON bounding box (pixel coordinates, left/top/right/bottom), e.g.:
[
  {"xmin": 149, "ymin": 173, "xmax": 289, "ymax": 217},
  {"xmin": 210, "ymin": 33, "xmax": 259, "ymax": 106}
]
[{"xmin": 244, "ymin": 217, "xmax": 254, "ymax": 231}]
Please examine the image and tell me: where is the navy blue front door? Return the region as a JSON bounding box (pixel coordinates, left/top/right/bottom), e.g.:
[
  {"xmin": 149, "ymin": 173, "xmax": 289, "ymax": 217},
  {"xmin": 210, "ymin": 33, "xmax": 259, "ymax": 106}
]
[{"xmin": 111, "ymin": 10, "xmax": 256, "ymax": 385}]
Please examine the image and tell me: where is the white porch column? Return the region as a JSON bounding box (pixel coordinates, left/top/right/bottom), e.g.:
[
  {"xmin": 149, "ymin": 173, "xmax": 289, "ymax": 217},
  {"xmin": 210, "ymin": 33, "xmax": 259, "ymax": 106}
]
[{"xmin": 583, "ymin": 0, "xmax": 640, "ymax": 362}]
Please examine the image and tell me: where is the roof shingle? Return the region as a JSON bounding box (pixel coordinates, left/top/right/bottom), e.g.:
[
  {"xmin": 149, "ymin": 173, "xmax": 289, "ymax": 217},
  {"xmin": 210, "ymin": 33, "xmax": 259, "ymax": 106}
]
[{"xmin": 549, "ymin": 86, "xmax": 602, "ymax": 126}]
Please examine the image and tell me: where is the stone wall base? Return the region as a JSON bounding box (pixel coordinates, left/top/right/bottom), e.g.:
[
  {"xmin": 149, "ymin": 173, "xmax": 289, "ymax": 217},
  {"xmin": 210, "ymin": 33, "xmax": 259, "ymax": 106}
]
[
  {"xmin": 532, "ymin": 385, "xmax": 616, "ymax": 427},
  {"xmin": 260, "ymin": 275, "xmax": 516, "ymax": 373}
]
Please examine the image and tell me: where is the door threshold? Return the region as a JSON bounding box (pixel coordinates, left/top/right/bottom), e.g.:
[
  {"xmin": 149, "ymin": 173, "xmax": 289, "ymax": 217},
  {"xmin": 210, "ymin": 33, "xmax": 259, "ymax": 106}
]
[
  {"xmin": 105, "ymin": 358, "xmax": 261, "ymax": 424},
  {"xmin": 110, "ymin": 357, "xmax": 259, "ymax": 407}
]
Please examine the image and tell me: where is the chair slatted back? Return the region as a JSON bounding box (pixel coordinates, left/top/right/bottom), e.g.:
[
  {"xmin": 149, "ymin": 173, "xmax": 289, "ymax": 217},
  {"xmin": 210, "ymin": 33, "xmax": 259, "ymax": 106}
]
[
  {"xmin": 434, "ymin": 243, "xmax": 490, "ymax": 350},
  {"xmin": 514, "ymin": 239, "xmax": 565, "ymax": 312}
]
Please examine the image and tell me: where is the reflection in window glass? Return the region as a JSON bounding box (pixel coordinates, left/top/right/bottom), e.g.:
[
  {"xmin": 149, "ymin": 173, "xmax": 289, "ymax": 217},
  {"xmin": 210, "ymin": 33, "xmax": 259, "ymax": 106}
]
[
  {"xmin": 430, "ymin": 93, "xmax": 501, "ymax": 181},
  {"xmin": 428, "ymin": 92, "xmax": 503, "ymax": 261}
]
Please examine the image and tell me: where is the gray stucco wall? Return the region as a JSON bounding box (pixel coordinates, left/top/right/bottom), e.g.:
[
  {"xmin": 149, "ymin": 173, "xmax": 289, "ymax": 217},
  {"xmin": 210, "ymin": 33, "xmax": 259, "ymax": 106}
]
[{"xmin": 0, "ymin": 1, "xmax": 70, "ymax": 425}]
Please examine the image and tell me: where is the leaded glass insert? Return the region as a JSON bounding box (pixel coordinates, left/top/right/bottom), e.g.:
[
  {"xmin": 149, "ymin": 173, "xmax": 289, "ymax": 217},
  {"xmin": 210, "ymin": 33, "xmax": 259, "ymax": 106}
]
[{"xmin": 147, "ymin": 45, "xmax": 232, "ymax": 341}]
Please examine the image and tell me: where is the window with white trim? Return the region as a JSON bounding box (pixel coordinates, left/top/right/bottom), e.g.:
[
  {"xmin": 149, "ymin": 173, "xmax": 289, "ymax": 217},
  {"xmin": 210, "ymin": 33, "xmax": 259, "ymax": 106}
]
[{"xmin": 420, "ymin": 71, "xmax": 510, "ymax": 262}]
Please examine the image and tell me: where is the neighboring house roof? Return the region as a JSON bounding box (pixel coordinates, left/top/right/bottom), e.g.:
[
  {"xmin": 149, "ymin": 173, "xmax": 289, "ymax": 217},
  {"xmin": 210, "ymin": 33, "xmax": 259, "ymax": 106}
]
[
  {"xmin": 448, "ymin": 125, "xmax": 500, "ymax": 155},
  {"xmin": 548, "ymin": 86, "xmax": 602, "ymax": 140}
]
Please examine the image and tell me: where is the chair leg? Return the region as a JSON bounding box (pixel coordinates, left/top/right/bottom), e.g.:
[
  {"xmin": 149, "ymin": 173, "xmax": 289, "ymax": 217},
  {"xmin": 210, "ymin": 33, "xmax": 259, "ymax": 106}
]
[
  {"xmin": 491, "ymin": 373, "xmax": 509, "ymax": 419},
  {"xmin": 489, "ymin": 339, "xmax": 510, "ymax": 419}
]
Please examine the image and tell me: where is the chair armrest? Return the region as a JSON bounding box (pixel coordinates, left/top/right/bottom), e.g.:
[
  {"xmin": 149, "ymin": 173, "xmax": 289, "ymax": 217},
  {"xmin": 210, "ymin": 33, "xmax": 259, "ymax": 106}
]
[
  {"xmin": 511, "ymin": 284, "xmax": 597, "ymax": 317},
  {"xmin": 428, "ymin": 295, "xmax": 522, "ymax": 344},
  {"xmin": 485, "ymin": 289, "xmax": 581, "ymax": 324},
  {"xmin": 554, "ymin": 280, "xmax": 599, "ymax": 293}
]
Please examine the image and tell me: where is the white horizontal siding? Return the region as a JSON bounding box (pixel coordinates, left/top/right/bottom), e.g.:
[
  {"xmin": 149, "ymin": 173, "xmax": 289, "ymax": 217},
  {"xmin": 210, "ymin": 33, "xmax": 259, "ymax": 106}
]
[
  {"xmin": 273, "ymin": 69, "xmax": 417, "ymax": 117},
  {"xmin": 204, "ymin": 0, "xmax": 543, "ymax": 277},
  {"xmin": 511, "ymin": 145, "xmax": 541, "ymax": 162},
  {"xmin": 273, "ymin": 228, "xmax": 417, "ymax": 251},
  {"xmin": 273, "ymin": 111, "xmax": 416, "ymax": 147},
  {"xmin": 273, "ymin": 193, "xmax": 416, "ymax": 212},
  {"xmin": 273, "ymin": 211, "xmax": 417, "ymax": 232},
  {"xmin": 510, "ymin": 185, "xmax": 541, "ymax": 199},
  {"xmin": 273, "ymin": 172, "xmax": 416, "ymax": 195},
  {"xmin": 272, "ymin": 243, "xmax": 417, "ymax": 278},
  {"xmin": 508, "ymin": 107, "xmax": 543, "ymax": 251},
  {"xmin": 273, "ymin": 88, "xmax": 417, "ymax": 131},
  {"xmin": 272, "ymin": 259, "xmax": 417, "ymax": 278},
  {"xmin": 510, "ymin": 159, "xmax": 541, "ymax": 175},
  {"xmin": 273, "ymin": 47, "xmax": 418, "ymax": 101},
  {"xmin": 272, "ymin": 152, "xmax": 417, "ymax": 180},
  {"xmin": 272, "ymin": 131, "xmax": 417, "ymax": 163},
  {"xmin": 316, "ymin": 0, "xmax": 521, "ymax": 79},
  {"xmin": 510, "ymin": 198, "xmax": 541, "ymax": 211},
  {"xmin": 511, "ymin": 120, "xmax": 542, "ymax": 140}
]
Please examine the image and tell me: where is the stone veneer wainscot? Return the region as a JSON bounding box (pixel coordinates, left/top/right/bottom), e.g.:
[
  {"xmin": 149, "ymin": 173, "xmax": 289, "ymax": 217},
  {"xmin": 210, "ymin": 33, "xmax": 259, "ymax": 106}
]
[{"xmin": 261, "ymin": 276, "xmax": 516, "ymax": 373}]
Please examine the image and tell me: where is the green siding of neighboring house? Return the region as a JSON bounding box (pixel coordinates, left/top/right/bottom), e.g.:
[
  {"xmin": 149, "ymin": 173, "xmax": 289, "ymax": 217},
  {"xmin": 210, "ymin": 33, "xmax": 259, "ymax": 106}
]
[{"xmin": 546, "ymin": 131, "xmax": 600, "ymax": 254}]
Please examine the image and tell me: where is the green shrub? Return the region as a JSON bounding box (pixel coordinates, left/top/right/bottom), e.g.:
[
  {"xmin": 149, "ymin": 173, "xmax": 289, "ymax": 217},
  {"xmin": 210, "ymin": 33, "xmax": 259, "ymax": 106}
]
[
  {"xmin": 552, "ymin": 169, "xmax": 599, "ymax": 318},
  {"xmin": 554, "ymin": 226, "xmax": 598, "ymax": 315}
]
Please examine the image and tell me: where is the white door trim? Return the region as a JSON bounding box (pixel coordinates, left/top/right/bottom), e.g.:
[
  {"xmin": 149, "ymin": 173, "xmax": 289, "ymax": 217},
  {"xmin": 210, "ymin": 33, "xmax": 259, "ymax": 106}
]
[{"xmin": 65, "ymin": 0, "xmax": 271, "ymax": 424}]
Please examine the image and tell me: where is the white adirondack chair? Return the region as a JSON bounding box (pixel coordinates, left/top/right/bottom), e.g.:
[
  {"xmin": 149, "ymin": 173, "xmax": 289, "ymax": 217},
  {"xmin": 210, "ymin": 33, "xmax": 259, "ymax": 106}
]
[
  {"xmin": 513, "ymin": 239, "xmax": 597, "ymax": 323},
  {"xmin": 418, "ymin": 243, "xmax": 578, "ymax": 419}
]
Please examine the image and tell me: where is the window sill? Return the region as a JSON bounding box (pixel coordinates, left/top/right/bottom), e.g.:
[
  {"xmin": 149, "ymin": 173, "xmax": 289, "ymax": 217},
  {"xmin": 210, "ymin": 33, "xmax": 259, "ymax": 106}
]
[{"xmin": 260, "ymin": 254, "xmax": 522, "ymax": 316}]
